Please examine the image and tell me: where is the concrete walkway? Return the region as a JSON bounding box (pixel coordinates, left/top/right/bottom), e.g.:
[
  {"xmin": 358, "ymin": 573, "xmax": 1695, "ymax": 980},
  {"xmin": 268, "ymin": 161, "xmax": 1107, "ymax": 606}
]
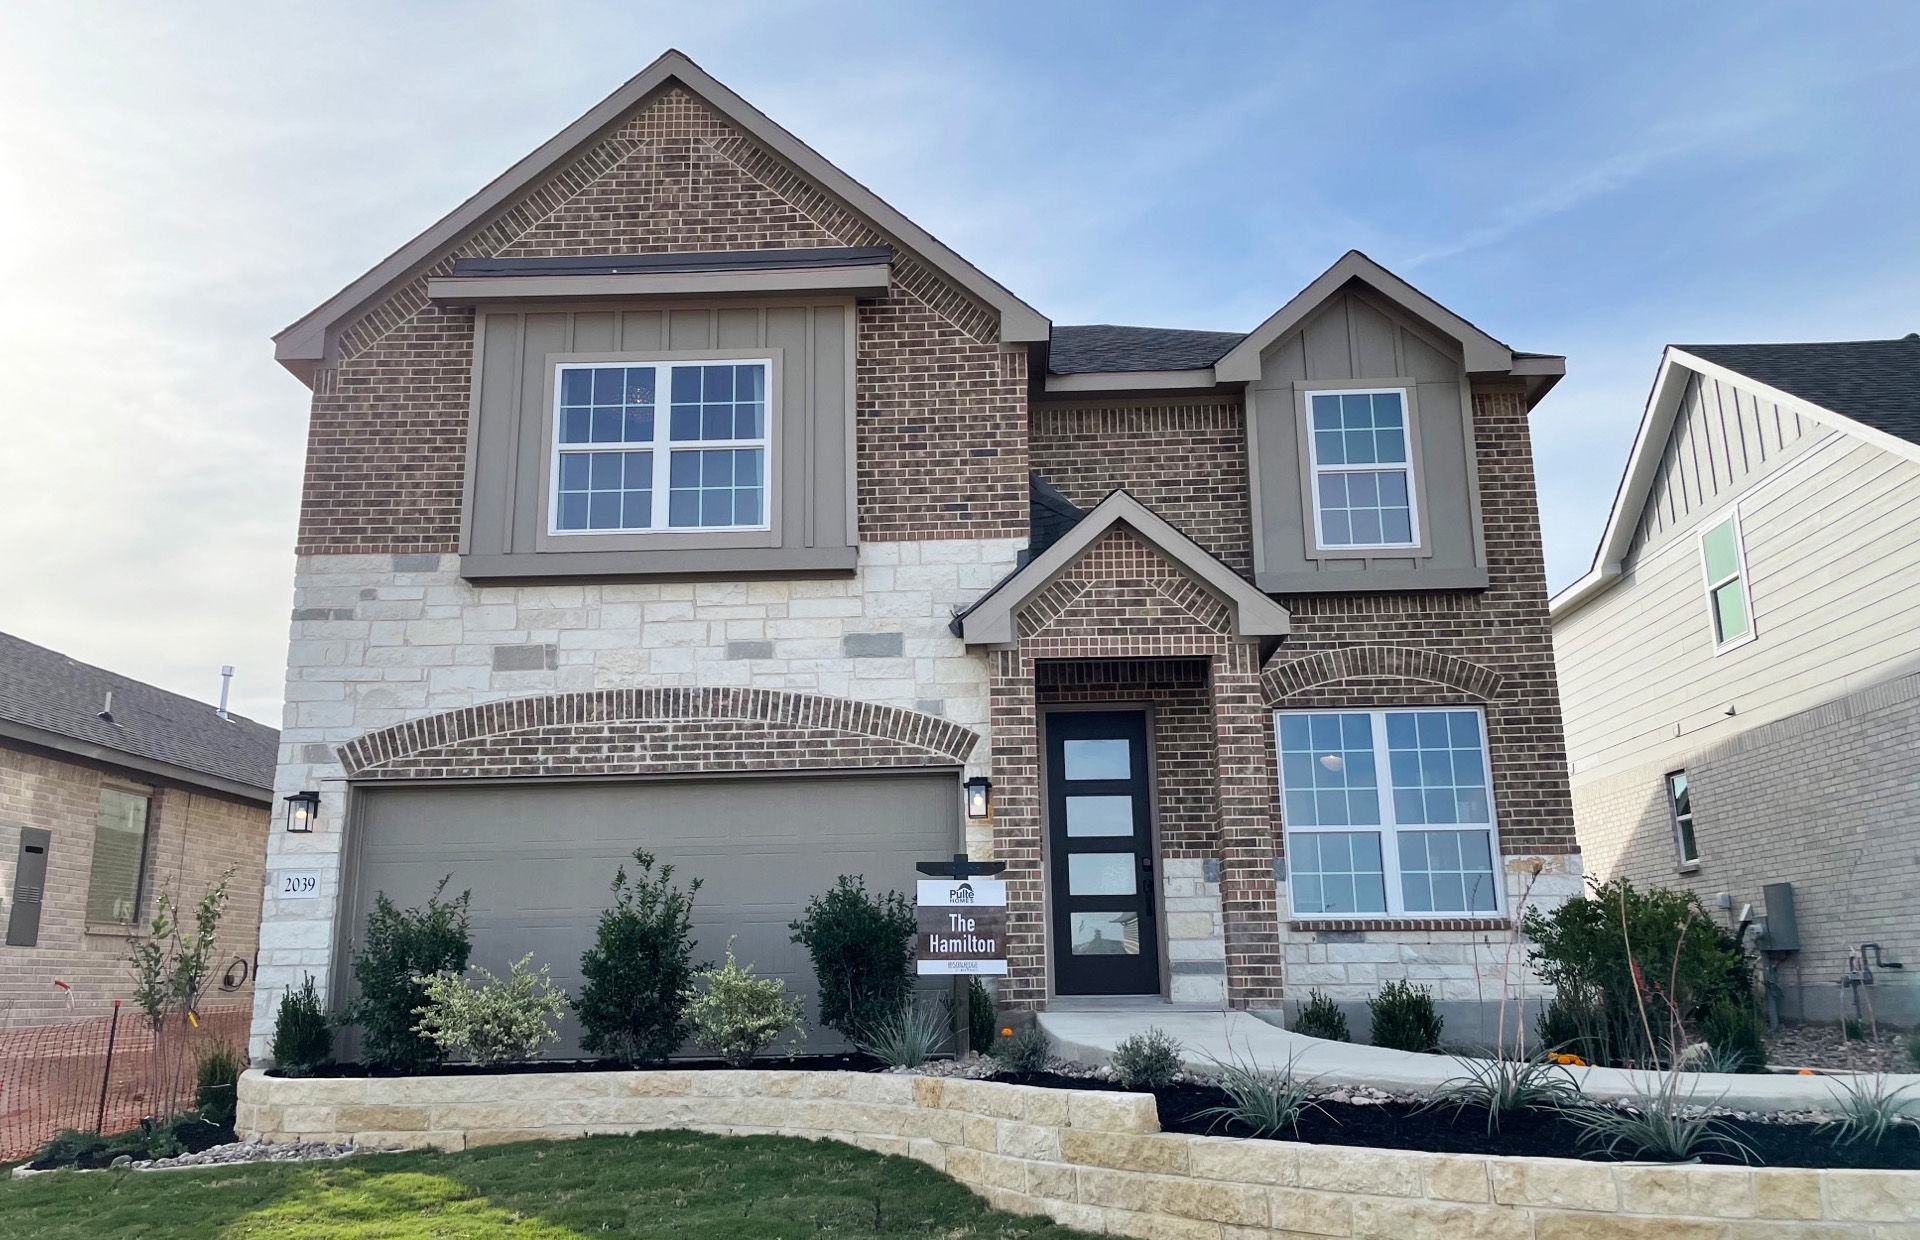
[{"xmin": 1037, "ymin": 1008, "xmax": 1920, "ymax": 1114}]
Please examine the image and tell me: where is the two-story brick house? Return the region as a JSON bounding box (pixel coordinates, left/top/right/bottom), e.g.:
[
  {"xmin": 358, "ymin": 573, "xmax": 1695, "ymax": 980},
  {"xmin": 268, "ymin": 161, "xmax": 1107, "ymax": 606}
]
[{"xmin": 251, "ymin": 50, "xmax": 1578, "ymax": 1057}]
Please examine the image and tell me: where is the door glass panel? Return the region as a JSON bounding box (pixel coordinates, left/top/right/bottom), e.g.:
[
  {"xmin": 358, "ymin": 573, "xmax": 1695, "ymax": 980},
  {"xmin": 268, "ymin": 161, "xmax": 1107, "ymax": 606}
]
[
  {"xmin": 1067, "ymin": 853, "xmax": 1136, "ymax": 895},
  {"xmin": 1066, "ymin": 795, "xmax": 1134, "ymax": 837},
  {"xmin": 1062, "ymin": 738, "xmax": 1129, "ymax": 781},
  {"xmin": 1071, "ymin": 911, "xmax": 1141, "ymax": 955}
]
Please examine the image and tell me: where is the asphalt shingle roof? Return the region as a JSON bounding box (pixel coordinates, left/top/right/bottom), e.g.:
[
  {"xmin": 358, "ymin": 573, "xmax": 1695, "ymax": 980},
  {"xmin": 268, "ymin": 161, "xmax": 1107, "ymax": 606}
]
[
  {"xmin": 1049, "ymin": 325, "xmax": 1246, "ymax": 375},
  {"xmin": 0, "ymin": 631, "xmax": 278, "ymax": 794},
  {"xmin": 1682, "ymin": 336, "xmax": 1920, "ymax": 447}
]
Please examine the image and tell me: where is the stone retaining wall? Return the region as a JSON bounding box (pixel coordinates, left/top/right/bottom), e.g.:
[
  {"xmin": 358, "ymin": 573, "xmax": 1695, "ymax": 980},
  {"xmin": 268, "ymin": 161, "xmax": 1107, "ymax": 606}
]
[{"xmin": 237, "ymin": 1068, "xmax": 1919, "ymax": 1237}]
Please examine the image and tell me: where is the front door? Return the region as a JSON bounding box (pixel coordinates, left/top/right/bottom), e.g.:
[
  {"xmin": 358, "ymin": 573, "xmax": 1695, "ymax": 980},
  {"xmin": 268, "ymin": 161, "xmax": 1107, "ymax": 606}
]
[{"xmin": 1046, "ymin": 709, "xmax": 1161, "ymax": 996}]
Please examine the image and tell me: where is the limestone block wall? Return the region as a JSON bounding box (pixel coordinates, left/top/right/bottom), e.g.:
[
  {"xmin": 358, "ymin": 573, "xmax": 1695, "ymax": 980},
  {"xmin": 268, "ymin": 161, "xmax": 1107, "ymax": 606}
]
[{"xmin": 238, "ymin": 1068, "xmax": 1917, "ymax": 1237}]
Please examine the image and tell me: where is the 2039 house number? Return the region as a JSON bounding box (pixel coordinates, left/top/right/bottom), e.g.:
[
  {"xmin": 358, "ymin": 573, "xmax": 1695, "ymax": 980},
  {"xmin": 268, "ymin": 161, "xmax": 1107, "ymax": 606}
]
[{"xmin": 278, "ymin": 870, "xmax": 321, "ymax": 899}]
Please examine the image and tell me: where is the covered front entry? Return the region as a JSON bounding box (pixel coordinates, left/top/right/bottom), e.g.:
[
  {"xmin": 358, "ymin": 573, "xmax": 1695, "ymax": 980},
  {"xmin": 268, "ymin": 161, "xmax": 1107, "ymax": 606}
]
[
  {"xmin": 341, "ymin": 771, "xmax": 959, "ymax": 1053},
  {"xmin": 1045, "ymin": 708, "xmax": 1160, "ymax": 995}
]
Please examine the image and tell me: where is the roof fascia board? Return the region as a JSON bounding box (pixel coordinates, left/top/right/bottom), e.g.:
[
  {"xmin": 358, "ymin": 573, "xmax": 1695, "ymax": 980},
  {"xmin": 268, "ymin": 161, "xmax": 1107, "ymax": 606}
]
[
  {"xmin": 1042, "ymin": 368, "xmax": 1219, "ymax": 393},
  {"xmin": 0, "ymin": 718, "xmax": 273, "ymax": 805},
  {"xmin": 1214, "ymin": 251, "xmax": 1515, "ymax": 382},
  {"xmin": 959, "ymin": 490, "xmax": 1290, "ymax": 645},
  {"xmin": 275, "ymin": 50, "xmax": 1048, "ymax": 381},
  {"xmin": 427, "ymin": 263, "xmax": 889, "ymax": 305}
]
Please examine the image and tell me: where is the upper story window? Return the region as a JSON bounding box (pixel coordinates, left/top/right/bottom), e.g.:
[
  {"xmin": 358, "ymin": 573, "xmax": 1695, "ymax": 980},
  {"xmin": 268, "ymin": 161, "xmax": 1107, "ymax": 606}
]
[
  {"xmin": 1276, "ymin": 707, "xmax": 1500, "ymax": 919},
  {"xmin": 1699, "ymin": 511, "xmax": 1752, "ymax": 649},
  {"xmin": 1666, "ymin": 771, "xmax": 1699, "ymax": 870},
  {"xmin": 1307, "ymin": 389, "xmax": 1420, "ymax": 550},
  {"xmin": 85, "ymin": 786, "xmax": 151, "ymax": 925},
  {"xmin": 552, "ymin": 360, "xmax": 770, "ymax": 534}
]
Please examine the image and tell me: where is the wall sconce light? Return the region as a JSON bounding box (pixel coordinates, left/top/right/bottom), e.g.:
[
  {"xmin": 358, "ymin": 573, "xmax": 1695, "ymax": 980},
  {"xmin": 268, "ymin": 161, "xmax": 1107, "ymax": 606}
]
[
  {"xmin": 284, "ymin": 790, "xmax": 320, "ymax": 833},
  {"xmin": 964, "ymin": 776, "xmax": 993, "ymax": 820}
]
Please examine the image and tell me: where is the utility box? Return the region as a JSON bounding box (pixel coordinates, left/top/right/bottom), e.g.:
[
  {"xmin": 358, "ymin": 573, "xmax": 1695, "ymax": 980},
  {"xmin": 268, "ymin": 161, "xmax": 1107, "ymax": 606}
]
[
  {"xmin": 1760, "ymin": 881, "xmax": 1799, "ymax": 952},
  {"xmin": 5, "ymin": 828, "xmax": 51, "ymax": 948}
]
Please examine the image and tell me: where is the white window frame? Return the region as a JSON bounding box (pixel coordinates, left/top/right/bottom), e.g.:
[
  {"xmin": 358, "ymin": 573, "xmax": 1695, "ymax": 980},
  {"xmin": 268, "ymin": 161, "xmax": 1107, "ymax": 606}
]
[
  {"xmin": 1274, "ymin": 705, "xmax": 1504, "ymax": 920},
  {"xmin": 1697, "ymin": 506, "xmax": 1755, "ymax": 652},
  {"xmin": 1666, "ymin": 770, "xmax": 1699, "ymax": 871},
  {"xmin": 1303, "ymin": 386, "xmax": 1422, "ymax": 552},
  {"xmin": 548, "ymin": 358, "xmax": 774, "ymax": 536}
]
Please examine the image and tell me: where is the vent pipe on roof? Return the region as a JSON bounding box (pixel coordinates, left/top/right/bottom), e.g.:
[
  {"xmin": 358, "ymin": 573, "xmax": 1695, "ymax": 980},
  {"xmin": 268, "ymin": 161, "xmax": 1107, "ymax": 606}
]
[
  {"xmin": 97, "ymin": 691, "xmax": 114, "ymax": 724},
  {"xmin": 217, "ymin": 665, "xmax": 234, "ymax": 721}
]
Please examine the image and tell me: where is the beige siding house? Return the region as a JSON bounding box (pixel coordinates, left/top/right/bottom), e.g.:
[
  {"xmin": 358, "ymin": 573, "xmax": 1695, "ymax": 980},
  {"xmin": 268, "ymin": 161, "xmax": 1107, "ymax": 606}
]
[{"xmin": 1553, "ymin": 337, "xmax": 1920, "ymax": 1026}]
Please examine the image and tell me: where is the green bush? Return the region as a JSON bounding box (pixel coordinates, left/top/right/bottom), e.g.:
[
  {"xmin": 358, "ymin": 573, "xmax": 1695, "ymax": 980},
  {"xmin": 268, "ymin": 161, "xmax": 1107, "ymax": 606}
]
[
  {"xmin": 1292, "ymin": 989, "xmax": 1350, "ymax": 1042},
  {"xmin": 1843, "ymin": 1018, "xmax": 1867, "ymax": 1041},
  {"xmin": 1908, "ymin": 1031, "xmax": 1920, "ymax": 1070},
  {"xmin": 1699, "ymin": 1001, "xmax": 1768, "ymax": 1073},
  {"xmin": 684, "ymin": 941, "xmax": 806, "ymax": 1067},
  {"xmin": 414, "ymin": 953, "xmax": 567, "ymax": 1066},
  {"xmin": 989, "ymin": 1023, "xmax": 1052, "ymax": 1076},
  {"xmin": 969, "ymin": 978, "xmax": 995, "ymax": 1054},
  {"xmin": 1110, "ymin": 1028, "xmax": 1183, "ymax": 1090},
  {"xmin": 270, "ymin": 974, "xmax": 333, "ymax": 1076},
  {"xmin": 1522, "ymin": 876, "xmax": 1753, "ymax": 1067},
  {"xmin": 1368, "ymin": 979, "xmax": 1444, "ymax": 1053},
  {"xmin": 789, "ymin": 876, "xmax": 915, "ymax": 1041},
  {"xmin": 1537, "ymin": 988, "xmax": 1598, "ymax": 1060},
  {"xmin": 344, "ymin": 877, "xmax": 471, "ymax": 1072},
  {"xmin": 574, "ymin": 851, "xmax": 703, "ymax": 1065},
  {"xmin": 193, "ymin": 1043, "xmax": 243, "ymax": 1131}
]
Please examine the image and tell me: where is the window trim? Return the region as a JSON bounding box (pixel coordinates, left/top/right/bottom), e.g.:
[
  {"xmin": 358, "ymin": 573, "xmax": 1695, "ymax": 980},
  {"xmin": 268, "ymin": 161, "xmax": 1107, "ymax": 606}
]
[
  {"xmin": 84, "ymin": 784, "xmax": 154, "ymax": 928},
  {"xmin": 1666, "ymin": 770, "xmax": 1699, "ymax": 872},
  {"xmin": 1698, "ymin": 505, "xmax": 1755, "ymax": 653},
  {"xmin": 1293, "ymin": 380, "xmax": 1433, "ymax": 558},
  {"xmin": 1274, "ymin": 705, "xmax": 1504, "ymax": 920}
]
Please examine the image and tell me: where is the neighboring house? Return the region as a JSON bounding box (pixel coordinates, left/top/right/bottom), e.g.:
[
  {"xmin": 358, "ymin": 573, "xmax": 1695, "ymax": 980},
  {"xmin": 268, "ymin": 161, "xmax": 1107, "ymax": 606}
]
[
  {"xmin": 1553, "ymin": 336, "xmax": 1920, "ymax": 1026},
  {"xmin": 252, "ymin": 49, "xmax": 1578, "ymax": 1058},
  {"xmin": 0, "ymin": 632, "xmax": 277, "ymax": 1026}
]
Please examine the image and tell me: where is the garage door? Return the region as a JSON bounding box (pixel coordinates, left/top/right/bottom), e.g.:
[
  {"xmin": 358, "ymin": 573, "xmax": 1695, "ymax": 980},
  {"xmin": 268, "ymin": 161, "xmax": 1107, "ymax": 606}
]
[{"xmin": 342, "ymin": 771, "xmax": 958, "ymax": 1056}]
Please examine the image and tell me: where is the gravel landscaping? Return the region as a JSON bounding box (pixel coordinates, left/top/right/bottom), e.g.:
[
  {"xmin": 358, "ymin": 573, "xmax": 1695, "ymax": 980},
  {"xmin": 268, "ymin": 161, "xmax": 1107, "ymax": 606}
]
[{"xmin": 1768, "ymin": 1023, "xmax": 1918, "ymax": 1072}]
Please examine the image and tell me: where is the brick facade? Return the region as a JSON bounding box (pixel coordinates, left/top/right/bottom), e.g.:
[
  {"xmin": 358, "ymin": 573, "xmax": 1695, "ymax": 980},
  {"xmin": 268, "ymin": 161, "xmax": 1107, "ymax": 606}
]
[{"xmin": 0, "ymin": 744, "xmax": 268, "ymax": 1027}]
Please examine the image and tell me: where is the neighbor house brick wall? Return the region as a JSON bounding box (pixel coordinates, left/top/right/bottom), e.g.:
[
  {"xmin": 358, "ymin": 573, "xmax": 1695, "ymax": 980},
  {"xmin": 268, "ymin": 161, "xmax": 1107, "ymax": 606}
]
[
  {"xmin": 296, "ymin": 85, "xmax": 1027, "ymax": 555},
  {"xmin": 0, "ymin": 745, "xmax": 268, "ymax": 1027}
]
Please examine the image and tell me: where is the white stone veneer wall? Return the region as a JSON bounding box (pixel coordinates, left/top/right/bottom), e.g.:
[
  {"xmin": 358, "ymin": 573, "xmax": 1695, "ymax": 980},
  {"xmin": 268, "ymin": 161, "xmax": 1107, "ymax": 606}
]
[
  {"xmin": 1161, "ymin": 858, "xmax": 1228, "ymax": 1005},
  {"xmin": 250, "ymin": 540, "xmax": 1022, "ymax": 1059}
]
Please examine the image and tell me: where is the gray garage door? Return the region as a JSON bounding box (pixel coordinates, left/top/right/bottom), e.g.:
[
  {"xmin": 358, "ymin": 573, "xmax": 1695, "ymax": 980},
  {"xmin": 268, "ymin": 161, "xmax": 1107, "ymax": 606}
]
[{"xmin": 342, "ymin": 771, "xmax": 958, "ymax": 1057}]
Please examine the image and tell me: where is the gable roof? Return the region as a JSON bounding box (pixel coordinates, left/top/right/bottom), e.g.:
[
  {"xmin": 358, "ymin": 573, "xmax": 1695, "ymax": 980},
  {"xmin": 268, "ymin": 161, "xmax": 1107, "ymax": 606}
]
[
  {"xmin": 0, "ymin": 631, "xmax": 278, "ymax": 802},
  {"xmin": 1550, "ymin": 336, "xmax": 1920, "ymax": 621},
  {"xmin": 1049, "ymin": 325, "xmax": 1244, "ymax": 375},
  {"xmin": 955, "ymin": 490, "xmax": 1291, "ymax": 646},
  {"xmin": 274, "ymin": 50, "xmax": 1049, "ymax": 383}
]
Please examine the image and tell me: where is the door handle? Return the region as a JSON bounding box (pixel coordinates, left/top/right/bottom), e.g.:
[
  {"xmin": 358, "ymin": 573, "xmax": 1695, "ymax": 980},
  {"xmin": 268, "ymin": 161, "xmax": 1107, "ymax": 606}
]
[{"xmin": 1140, "ymin": 854, "xmax": 1155, "ymax": 913}]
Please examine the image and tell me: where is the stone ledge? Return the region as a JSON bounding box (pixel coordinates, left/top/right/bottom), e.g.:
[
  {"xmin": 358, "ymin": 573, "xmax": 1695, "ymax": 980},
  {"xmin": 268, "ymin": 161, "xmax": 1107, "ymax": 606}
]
[{"xmin": 238, "ymin": 1069, "xmax": 1916, "ymax": 1237}]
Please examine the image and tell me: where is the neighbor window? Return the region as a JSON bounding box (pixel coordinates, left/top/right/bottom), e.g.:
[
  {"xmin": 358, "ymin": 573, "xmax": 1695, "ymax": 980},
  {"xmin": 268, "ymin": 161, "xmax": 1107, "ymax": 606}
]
[
  {"xmin": 551, "ymin": 360, "xmax": 770, "ymax": 534},
  {"xmin": 1667, "ymin": 771, "xmax": 1699, "ymax": 869},
  {"xmin": 1306, "ymin": 389, "xmax": 1419, "ymax": 549},
  {"xmin": 1276, "ymin": 708, "xmax": 1500, "ymax": 917},
  {"xmin": 85, "ymin": 787, "xmax": 151, "ymax": 925},
  {"xmin": 1700, "ymin": 512, "xmax": 1751, "ymax": 647}
]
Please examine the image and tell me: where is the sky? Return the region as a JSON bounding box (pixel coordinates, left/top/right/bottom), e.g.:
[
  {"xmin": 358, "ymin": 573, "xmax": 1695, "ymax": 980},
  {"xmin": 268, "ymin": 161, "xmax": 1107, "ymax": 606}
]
[{"xmin": 2, "ymin": 1, "xmax": 1916, "ymax": 727}]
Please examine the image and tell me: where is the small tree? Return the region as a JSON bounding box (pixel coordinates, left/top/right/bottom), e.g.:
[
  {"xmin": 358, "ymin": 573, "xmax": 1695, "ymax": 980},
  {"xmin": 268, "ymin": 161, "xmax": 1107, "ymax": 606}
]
[
  {"xmin": 125, "ymin": 871, "xmax": 233, "ymax": 1120},
  {"xmin": 574, "ymin": 851, "xmax": 703, "ymax": 1065},
  {"xmin": 789, "ymin": 875, "xmax": 915, "ymax": 1041},
  {"xmin": 271, "ymin": 975, "xmax": 333, "ymax": 1076},
  {"xmin": 684, "ymin": 941, "xmax": 805, "ymax": 1067},
  {"xmin": 414, "ymin": 954, "xmax": 567, "ymax": 1067},
  {"xmin": 345, "ymin": 877, "xmax": 471, "ymax": 1072}
]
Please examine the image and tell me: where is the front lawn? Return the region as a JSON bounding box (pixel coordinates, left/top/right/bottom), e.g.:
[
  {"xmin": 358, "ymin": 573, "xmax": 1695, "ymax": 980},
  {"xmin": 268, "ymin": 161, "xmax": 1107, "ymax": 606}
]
[{"xmin": 0, "ymin": 1131, "xmax": 1098, "ymax": 1240}]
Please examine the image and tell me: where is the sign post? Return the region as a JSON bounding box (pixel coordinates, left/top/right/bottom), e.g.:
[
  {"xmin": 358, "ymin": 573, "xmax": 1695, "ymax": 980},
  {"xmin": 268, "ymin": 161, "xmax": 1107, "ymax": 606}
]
[{"xmin": 915, "ymin": 854, "xmax": 1007, "ymax": 1060}]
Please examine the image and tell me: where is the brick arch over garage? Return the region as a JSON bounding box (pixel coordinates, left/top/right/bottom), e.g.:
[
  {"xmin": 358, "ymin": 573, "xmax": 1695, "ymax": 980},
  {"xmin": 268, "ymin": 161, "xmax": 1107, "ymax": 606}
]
[
  {"xmin": 1262, "ymin": 645, "xmax": 1503, "ymax": 705},
  {"xmin": 336, "ymin": 688, "xmax": 980, "ymax": 781}
]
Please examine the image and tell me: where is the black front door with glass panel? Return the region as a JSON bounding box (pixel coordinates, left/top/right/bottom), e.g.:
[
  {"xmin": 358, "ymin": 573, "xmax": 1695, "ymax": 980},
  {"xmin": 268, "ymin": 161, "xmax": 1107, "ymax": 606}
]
[{"xmin": 1046, "ymin": 710, "xmax": 1160, "ymax": 996}]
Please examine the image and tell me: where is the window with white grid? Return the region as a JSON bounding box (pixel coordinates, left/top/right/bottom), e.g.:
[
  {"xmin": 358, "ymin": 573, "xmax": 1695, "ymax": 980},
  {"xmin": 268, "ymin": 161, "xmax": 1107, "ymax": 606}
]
[{"xmin": 1306, "ymin": 389, "xmax": 1419, "ymax": 550}]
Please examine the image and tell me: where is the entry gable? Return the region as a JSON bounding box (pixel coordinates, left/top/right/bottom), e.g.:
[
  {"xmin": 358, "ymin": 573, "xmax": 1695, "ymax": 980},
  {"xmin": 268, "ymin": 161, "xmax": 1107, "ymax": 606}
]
[{"xmin": 957, "ymin": 490, "xmax": 1291, "ymax": 646}]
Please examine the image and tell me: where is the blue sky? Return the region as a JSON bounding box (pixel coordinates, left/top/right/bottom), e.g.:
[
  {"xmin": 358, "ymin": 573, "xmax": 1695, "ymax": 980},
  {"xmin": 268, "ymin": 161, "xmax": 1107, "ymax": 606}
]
[{"xmin": 2, "ymin": 1, "xmax": 1916, "ymax": 722}]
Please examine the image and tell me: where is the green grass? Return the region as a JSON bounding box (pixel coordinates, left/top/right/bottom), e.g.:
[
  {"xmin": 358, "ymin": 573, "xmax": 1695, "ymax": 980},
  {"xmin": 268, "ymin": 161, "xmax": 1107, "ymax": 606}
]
[{"xmin": 0, "ymin": 1130, "xmax": 1099, "ymax": 1239}]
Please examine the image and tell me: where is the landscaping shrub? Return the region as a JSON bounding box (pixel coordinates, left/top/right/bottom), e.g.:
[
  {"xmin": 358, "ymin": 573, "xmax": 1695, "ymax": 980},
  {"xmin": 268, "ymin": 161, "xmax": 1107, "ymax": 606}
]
[
  {"xmin": 684, "ymin": 940, "xmax": 805, "ymax": 1067},
  {"xmin": 574, "ymin": 851, "xmax": 703, "ymax": 1065},
  {"xmin": 1110, "ymin": 1028, "xmax": 1183, "ymax": 1090},
  {"xmin": 1699, "ymin": 1001, "xmax": 1768, "ymax": 1073},
  {"xmin": 1291, "ymin": 989, "xmax": 1350, "ymax": 1042},
  {"xmin": 989, "ymin": 1023, "xmax": 1052, "ymax": 1075},
  {"xmin": 789, "ymin": 875, "xmax": 915, "ymax": 1041},
  {"xmin": 1195, "ymin": 1049, "xmax": 1321, "ymax": 1138},
  {"xmin": 857, "ymin": 998, "xmax": 949, "ymax": 1069},
  {"xmin": 1909, "ymin": 1031, "xmax": 1920, "ymax": 1070},
  {"xmin": 1368, "ymin": 979, "xmax": 1444, "ymax": 1052},
  {"xmin": 969, "ymin": 978, "xmax": 995, "ymax": 1054},
  {"xmin": 271, "ymin": 974, "xmax": 333, "ymax": 1076},
  {"xmin": 1843, "ymin": 1018, "xmax": 1867, "ymax": 1041},
  {"xmin": 414, "ymin": 953, "xmax": 567, "ymax": 1066},
  {"xmin": 1522, "ymin": 876, "xmax": 1754, "ymax": 1067},
  {"xmin": 193, "ymin": 1043, "xmax": 243, "ymax": 1131},
  {"xmin": 344, "ymin": 877, "xmax": 471, "ymax": 1072}
]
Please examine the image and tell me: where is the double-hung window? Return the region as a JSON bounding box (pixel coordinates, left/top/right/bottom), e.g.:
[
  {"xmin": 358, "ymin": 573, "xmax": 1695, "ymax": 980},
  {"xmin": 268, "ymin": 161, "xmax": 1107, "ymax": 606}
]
[
  {"xmin": 551, "ymin": 359, "xmax": 771, "ymax": 534},
  {"xmin": 1666, "ymin": 771, "xmax": 1699, "ymax": 869},
  {"xmin": 1699, "ymin": 511, "xmax": 1752, "ymax": 648},
  {"xmin": 1276, "ymin": 707, "xmax": 1500, "ymax": 918},
  {"xmin": 1306, "ymin": 389, "xmax": 1419, "ymax": 549},
  {"xmin": 85, "ymin": 787, "xmax": 152, "ymax": 925}
]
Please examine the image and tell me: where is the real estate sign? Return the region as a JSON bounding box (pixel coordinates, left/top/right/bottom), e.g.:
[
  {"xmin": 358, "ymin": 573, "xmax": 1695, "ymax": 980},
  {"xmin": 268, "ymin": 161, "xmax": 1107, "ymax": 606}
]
[{"xmin": 915, "ymin": 878, "xmax": 1008, "ymax": 975}]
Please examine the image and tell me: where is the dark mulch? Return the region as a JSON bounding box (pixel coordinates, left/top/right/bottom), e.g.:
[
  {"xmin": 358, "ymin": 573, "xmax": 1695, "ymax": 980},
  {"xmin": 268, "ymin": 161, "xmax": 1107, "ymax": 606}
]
[
  {"xmin": 274, "ymin": 1053, "xmax": 884, "ymax": 1079},
  {"xmin": 994, "ymin": 1071, "xmax": 1920, "ymax": 1171},
  {"xmin": 27, "ymin": 1119, "xmax": 234, "ymax": 1171}
]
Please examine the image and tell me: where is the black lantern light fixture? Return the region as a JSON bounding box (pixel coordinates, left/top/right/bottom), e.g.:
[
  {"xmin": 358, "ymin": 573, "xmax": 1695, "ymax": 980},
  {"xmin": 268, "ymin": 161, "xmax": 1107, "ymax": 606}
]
[
  {"xmin": 964, "ymin": 776, "xmax": 993, "ymax": 820},
  {"xmin": 284, "ymin": 790, "xmax": 320, "ymax": 833}
]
